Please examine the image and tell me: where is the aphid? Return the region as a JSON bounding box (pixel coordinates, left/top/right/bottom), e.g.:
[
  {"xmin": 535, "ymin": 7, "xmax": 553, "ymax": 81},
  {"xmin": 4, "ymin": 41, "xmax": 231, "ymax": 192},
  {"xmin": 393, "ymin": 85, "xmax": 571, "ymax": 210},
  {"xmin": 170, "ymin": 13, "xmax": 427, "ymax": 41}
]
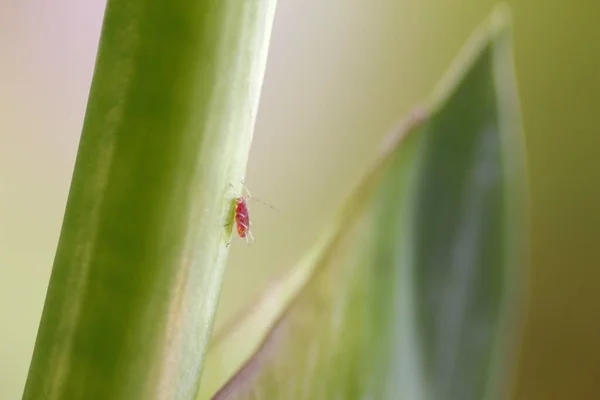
[
  {"xmin": 233, "ymin": 195, "xmax": 253, "ymax": 244},
  {"xmin": 226, "ymin": 181, "xmax": 275, "ymax": 246}
]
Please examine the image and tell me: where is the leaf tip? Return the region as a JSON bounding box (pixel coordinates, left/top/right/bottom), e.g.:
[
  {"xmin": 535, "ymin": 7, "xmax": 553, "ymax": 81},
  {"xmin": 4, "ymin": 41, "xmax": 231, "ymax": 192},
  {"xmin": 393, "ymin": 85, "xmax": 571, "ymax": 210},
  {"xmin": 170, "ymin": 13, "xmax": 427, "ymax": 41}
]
[{"xmin": 489, "ymin": 3, "xmax": 513, "ymax": 35}]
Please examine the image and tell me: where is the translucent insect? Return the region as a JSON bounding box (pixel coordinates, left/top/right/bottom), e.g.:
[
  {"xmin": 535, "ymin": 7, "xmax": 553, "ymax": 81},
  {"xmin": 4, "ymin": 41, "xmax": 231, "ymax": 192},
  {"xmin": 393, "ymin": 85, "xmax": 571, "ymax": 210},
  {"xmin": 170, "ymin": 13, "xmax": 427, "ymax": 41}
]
[{"xmin": 226, "ymin": 182, "xmax": 274, "ymax": 246}]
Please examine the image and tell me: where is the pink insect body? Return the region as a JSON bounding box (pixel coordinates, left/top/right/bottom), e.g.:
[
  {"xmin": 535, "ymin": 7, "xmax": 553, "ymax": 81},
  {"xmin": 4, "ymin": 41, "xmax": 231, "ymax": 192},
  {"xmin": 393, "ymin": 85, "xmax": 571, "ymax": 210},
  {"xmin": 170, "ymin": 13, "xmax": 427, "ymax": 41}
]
[
  {"xmin": 227, "ymin": 181, "xmax": 273, "ymax": 246},
  {"xmin": 234, "ymin": 197, "xmax": 251, "ymax": 240}
]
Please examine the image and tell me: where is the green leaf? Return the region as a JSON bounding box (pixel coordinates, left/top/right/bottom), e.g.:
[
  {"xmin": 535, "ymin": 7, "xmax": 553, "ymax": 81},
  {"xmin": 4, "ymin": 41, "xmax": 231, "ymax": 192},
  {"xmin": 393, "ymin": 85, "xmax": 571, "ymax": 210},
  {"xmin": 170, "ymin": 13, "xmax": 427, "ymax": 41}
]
[
  {"xmin": 22, "ymin": 1, "xmax": 277, "ymax": 400},
  {"xmin": 198, "ymin": 5, "xmax": 527, "ymax": 400}
]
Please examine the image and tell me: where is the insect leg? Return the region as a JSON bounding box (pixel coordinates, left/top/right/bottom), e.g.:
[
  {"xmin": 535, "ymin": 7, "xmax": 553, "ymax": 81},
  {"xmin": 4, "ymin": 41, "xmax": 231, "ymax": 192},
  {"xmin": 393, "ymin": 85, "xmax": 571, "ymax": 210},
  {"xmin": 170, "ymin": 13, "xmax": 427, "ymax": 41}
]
[{"xmin": 239, "ymin": 220, "xmax": 249, "ymax": 231}]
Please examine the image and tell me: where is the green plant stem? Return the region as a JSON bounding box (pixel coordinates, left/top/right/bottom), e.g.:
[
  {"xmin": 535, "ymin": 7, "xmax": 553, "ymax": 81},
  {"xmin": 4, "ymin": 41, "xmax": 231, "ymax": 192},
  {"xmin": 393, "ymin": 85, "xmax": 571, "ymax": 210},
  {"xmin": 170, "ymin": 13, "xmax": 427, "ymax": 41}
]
[{"xmin": 22, "ymin": 1, "xmax": 277, "ymax": 399}]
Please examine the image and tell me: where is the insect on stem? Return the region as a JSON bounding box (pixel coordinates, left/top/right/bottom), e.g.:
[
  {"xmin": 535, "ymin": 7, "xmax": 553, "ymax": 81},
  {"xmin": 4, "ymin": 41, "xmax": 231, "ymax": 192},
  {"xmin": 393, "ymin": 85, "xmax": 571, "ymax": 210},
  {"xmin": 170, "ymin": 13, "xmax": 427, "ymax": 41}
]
[{"xmin": 226, "ymin": 180, "xmax": 276, "ymax": 247}]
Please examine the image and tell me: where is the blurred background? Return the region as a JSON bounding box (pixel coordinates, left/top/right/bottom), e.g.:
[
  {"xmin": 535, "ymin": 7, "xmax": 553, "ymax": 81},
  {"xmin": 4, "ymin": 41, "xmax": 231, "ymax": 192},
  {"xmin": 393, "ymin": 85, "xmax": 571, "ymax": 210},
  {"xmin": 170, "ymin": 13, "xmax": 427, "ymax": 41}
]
[{"xmin": 1, "ymin": 0, "xmax": 599, "ymax": 399}]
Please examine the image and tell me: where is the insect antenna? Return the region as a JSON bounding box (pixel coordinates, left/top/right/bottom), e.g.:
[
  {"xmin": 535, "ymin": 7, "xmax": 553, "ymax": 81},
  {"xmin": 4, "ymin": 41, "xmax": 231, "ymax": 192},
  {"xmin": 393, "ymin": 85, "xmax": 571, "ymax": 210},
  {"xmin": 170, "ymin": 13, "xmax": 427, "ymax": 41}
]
[
  {"xmin": 248, "ymin": 196, "xmax": 277, "ymax": 211},
  {"xmin": 236, "ymin": 180, "xmax": 278, "ymax": 211}
]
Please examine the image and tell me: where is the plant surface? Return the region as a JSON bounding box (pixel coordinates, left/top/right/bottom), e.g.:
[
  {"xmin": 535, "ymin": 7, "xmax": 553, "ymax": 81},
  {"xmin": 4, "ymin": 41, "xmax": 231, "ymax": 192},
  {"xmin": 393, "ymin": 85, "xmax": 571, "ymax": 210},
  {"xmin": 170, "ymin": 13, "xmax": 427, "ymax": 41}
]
[{"xmin": 22, "ymin": 1, "xmax": 277, "ymax": 399}]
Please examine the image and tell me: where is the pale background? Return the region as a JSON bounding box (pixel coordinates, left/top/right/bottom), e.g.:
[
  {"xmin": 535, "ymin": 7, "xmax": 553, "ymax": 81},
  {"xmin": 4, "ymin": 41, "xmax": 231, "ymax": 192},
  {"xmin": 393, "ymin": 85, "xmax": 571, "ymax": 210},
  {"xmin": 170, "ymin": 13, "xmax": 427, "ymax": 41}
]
[{"xmin": 1, "ymin": 0, "xmax": 599, "ymax": 399}]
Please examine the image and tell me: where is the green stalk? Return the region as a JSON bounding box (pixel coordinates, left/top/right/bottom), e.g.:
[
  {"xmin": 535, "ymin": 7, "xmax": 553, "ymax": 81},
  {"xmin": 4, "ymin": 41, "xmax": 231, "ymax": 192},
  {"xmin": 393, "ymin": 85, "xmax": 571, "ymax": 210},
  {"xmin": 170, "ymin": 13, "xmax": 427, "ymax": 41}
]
[{"xmin": 22, "ymin": 1, "xmax": 277, "ymax": 399}]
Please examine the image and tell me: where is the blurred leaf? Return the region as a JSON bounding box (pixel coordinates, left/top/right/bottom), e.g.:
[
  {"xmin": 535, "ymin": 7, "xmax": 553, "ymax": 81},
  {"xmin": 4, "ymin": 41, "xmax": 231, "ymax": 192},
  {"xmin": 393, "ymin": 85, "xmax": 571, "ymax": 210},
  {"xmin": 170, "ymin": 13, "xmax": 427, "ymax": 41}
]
[
  {"xmin": 198, "ymin": 5, "xmax": 527, "ymax": 400},
  {"xmin": 22, "ymin": 1, "xmax": 276, "ymax": 400}
]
